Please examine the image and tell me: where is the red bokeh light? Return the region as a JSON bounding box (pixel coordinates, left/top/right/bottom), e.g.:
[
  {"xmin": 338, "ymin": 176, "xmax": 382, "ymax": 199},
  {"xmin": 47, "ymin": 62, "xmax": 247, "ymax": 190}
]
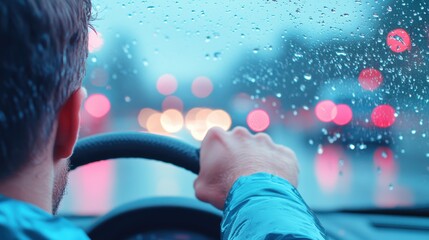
[
  {"xmin": 162, "ymin": 96, "xmax": 184, "ymax": 111},
  {"xmin": 84, "ymin": 94, "xmax": 111, "ymax": 118},
  {"xmin": 333, "ymin": 104, "xmax": 353, "ymax": 126},
  {"xmin": 247, "ymin": 109, "xmax": 270, "ymax": 132},
  {"xmin": 358, "ymin": 68, "xmax": 383, "ymax": 91},
  {"xmin": 371, "ymin": 104, "xmax": 396, "ymax": 128},
  {"xmin": 157, "ymin": 74, "xmax": 178, "ymax": 95},
  {"xmin": 315, "ymin": 145, "xmax": 339, "ymax": 192},
  {"xmin": 375, "ymin": 185, "xmax": 414, "ymax": 208},
  {"xmin": 192, "ymin": 76, "xmax": 213, "ymax": 98},
  {"xmin": 315, "ymin": 100, "xmax": 337, "ymax": 122},
  {"xmin": 70, "ymin": 161, "xmax": 114, "ymax": 215},
  {"xmin": 315, "ymin": 145, "xmax": 352, "ymax": 193},
  {"xmin": 387, "ymin": 28, "xmax": 411, "ymax": 53}
]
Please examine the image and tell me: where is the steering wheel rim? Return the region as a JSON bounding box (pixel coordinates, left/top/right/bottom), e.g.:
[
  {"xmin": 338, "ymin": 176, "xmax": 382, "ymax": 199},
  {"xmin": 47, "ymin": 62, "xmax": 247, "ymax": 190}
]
[
  {"xmin": 69, "ymin": 132, "xmax": 222, "ymax": 239},
  {"xmin": 70, "ymin": 131, "xmax": 200, "ymax": 174}
]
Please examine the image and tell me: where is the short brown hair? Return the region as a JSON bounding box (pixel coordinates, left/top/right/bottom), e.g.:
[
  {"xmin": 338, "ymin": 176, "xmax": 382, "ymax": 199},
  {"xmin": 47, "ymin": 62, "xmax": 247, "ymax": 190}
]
[{"xmin": 0, "ymin": 0, "xmax": 92, "ymax": 179}]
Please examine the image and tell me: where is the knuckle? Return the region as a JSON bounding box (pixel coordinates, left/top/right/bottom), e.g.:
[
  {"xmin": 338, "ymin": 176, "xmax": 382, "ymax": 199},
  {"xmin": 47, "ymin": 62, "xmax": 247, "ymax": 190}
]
[
  {"xmin": 255, "ymin": 133, "xmax": 273, "ymax": 143},
  {"xmin": 193, "ymin": 179, "xmax": 207, "ymax": 201},
  {"xmin": 232, "ymin": 126, "xmax": 250, "ymax": 137},
  {"xmin": 202, "ymin": 127, "xmax": 225, "ymax": 144}
]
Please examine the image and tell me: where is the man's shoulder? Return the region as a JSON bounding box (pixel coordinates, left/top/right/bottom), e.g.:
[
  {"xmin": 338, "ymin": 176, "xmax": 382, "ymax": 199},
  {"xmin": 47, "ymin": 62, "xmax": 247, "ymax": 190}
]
[{"xmin": 0, "ymin": 195, "xmax": 89, "ymax": 240}]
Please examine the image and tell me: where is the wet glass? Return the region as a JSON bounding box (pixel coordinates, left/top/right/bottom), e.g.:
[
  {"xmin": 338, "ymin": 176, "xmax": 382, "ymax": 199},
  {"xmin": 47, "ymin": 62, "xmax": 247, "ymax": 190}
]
[{"xmin": 60, "ymin": 0, "xmax": 429, "ymax": 215}]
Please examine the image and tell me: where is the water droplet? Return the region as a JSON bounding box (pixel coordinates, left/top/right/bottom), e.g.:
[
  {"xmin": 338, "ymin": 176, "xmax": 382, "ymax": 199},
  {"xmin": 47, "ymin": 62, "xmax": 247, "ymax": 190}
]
[
  {"xmin": 253, "ymin": 48, "xmax": 259, "ymax": 54},
  {"xmin": 411, "ymin": 130, "xmax": 417, "ymax": 134},
  {"xmin": 388, "ymin": 184, "xmax": 394, "ymax": 191},
  {"xmin": 294, "ymin": 52, "xmax": 304, "ymax": 58},
  {"xmin": 376, "ymin": 166, "xmax": 381, "ymax": 174},
  {"xmin": 91, "ymin": 57, "xmax": 97, "ymax": 63},
  {"xmin": 276, "ymin": 93, "xmax": 282, "ymax": 98},
  {"xmin": 304, "ymin": 73, "xmax": 312, "ymax": 80},
  {"xmin": 317, "ymin": 145, "xmax": 324, "ymax": 154},
  {"xmin": 125, "ymin": 96, "xmax": 131, "ymax": 102},
  {"xmin": 387, "ymin": 6, "xmax": 392, "ymax": 12},
  {"xmin": 147, "ymin": 6, "xmax": 155, "ymax": 10},
  {"xmin": 349, "ymin": 144, "xmax": 356, "ymax": 150},
  {"xmin": 321, "ymin": 128, "xmax": 328, "ymax": 135},
  {"xmin": 213, "ymin": 52, "xmax": 221, "ymax": 60}
]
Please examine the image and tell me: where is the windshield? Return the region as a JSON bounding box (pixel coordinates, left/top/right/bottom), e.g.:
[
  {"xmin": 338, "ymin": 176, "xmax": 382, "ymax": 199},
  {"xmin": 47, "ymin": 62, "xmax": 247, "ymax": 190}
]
[{"xmin": 59, "ymin": 0, "xmax": 429, "ymax": 215}]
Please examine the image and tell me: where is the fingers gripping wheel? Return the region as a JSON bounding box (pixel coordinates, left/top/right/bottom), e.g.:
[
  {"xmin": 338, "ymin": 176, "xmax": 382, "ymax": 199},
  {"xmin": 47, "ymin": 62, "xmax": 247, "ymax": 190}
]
[{"xmin": 70, "ymin": 132, "xmax": 200, "ymax": 173}]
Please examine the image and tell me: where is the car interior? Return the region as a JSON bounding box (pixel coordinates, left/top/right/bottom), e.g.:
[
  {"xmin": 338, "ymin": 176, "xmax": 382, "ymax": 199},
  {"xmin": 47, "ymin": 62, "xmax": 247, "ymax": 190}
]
[{"xmin": 58, "ymin": 0, "xmax": 429, "ymax": 239}]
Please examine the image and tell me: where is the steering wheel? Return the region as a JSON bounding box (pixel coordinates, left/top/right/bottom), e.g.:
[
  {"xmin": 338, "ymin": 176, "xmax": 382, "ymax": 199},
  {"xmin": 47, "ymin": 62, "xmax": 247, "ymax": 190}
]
[{"xmin": 70, "ymin": 132, "xmax": 221, "ymax": 240}]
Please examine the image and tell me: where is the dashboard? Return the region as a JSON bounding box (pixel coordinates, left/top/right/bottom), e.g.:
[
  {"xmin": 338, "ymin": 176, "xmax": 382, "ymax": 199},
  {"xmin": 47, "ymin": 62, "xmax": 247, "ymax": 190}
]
[{"xmin": 64, "ymin": 197, "xmax": 429, "ymax": 240}]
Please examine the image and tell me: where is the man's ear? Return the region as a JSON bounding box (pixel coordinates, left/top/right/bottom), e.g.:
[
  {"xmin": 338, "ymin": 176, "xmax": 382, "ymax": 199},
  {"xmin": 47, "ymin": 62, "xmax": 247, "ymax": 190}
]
[{"xmin": 53, "ymin": 88, "xmax": 86, "ymax": 161}]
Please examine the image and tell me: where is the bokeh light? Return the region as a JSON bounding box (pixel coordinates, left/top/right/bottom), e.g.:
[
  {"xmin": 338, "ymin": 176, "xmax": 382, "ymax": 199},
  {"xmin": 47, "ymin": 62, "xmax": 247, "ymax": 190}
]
[
  {"xmin": 186, "ymin": 108, "xmax": 212, "ymax": 141},
  {"xmin": 375, "ymin": 185, "xmax": 414, "ymax": 208},
  {"xmin": 184, "ymin": 108, "xmax": 232, "ymax": 141},
  {"xmin": 358, "ymin": 68, "xmax": 383, "ymax": 91},
  {"xmin": 315, "ymin": 100, "xmax": 337, "ymax": 122},
  {"xmin": 246, "ymin": 109, "xmax": 270, "ymax": 132},
  {"xmin": 192, "ymin": 76, "xmax": 213, "ymax": 98},
  {"xmin": 138, "ymin": 108, "xmax": 158, "ymax": 129},
  {"xmin": 371, "ymin": 104, "xmax": 396, "ymax": 128},
  {"xmin": 84, "ymin": 94, "xmax": 111, "ymax": 118},
  {"xmin": 157, "ymin": 74, "xmax": 178, "ymax": 95},
  {"xmin": 387, "ymin": 28, "xmax": 411, "ymax": 53},
  {"xmin": 333, "ymin": 104, "xmax": 353, "ymax": 126},
  {"xmin": 162, "ymin": 96, "xmax": 184, "ymax": 111},
  {"xmin": 315, "ymin": 145, "xmax": 340, "ymax": 193},
  {"xmin": 146, "ymin": 112, "xmax": 168, "ymax": 135},
  {"xmin": 206, "ymin": 109, "xmax": 232, "ymax": 131},
  {"xmin": 160, "ymin": 109, "xmax": 184, "ymax": 133},
  {"xmin": 69, "ymin": 161, "xmax": 114, "ymax": 215},
  {"xmin": 185, "ymin": 108, "xmax": 204, "ymax": 130},
  {"xmin": 88, "ymin": 29, "xmax": 104, "ymax": 53}
]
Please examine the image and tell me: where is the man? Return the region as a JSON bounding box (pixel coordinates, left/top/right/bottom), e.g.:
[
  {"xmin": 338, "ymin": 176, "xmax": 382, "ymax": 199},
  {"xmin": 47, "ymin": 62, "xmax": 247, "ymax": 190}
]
[{"xmin": 0, "ymin": 0, "xmax": 326, "ymax": 239}]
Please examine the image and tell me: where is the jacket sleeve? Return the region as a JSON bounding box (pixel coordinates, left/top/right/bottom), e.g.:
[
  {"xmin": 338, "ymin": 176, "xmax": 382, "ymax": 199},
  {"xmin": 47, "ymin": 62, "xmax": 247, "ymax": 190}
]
[{"xmin": 221, "ymin": 173, "xmax": 327, "ymax": 240}]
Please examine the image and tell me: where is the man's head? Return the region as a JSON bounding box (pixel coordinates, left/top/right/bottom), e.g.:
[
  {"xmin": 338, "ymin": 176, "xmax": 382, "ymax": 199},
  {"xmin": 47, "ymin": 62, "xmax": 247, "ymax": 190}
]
[{"xmin": 0, "ymin": 0, "xmax": 92, "ymax": 213}]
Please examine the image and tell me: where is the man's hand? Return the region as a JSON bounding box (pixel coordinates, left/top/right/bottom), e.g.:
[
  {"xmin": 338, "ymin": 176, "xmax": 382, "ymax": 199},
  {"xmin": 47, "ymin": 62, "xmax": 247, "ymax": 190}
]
[{"xmin": 194, "ymin": 127, "xmax": 299, "ymax": 210}]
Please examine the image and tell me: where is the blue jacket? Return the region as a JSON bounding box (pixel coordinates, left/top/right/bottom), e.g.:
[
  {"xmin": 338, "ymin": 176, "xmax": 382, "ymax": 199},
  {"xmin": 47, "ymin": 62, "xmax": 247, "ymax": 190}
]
[
  {"xmin": 222, "ymin": 173, "xmax": 327, "ymax": 239},
  {"xmin": 0, "ymin": 173, "xmax": 326, "ymax": 239}
]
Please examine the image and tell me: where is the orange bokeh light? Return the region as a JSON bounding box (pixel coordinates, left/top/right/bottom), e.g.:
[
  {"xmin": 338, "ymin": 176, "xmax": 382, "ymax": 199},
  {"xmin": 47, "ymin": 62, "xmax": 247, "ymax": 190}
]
[
  {"xmin": 160, "ymin": 109, "xmax": 184, "ymax": 133},
  {"xmin": 138, "ymin": 108, "xmax": 158, "ymax": 129}
]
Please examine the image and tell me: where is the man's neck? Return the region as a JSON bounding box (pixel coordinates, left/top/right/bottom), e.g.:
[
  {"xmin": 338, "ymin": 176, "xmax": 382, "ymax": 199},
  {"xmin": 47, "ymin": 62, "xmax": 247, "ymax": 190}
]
[{"xmin": 0, "ymin": 159, "xmax": 54, "ymax": 214}]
